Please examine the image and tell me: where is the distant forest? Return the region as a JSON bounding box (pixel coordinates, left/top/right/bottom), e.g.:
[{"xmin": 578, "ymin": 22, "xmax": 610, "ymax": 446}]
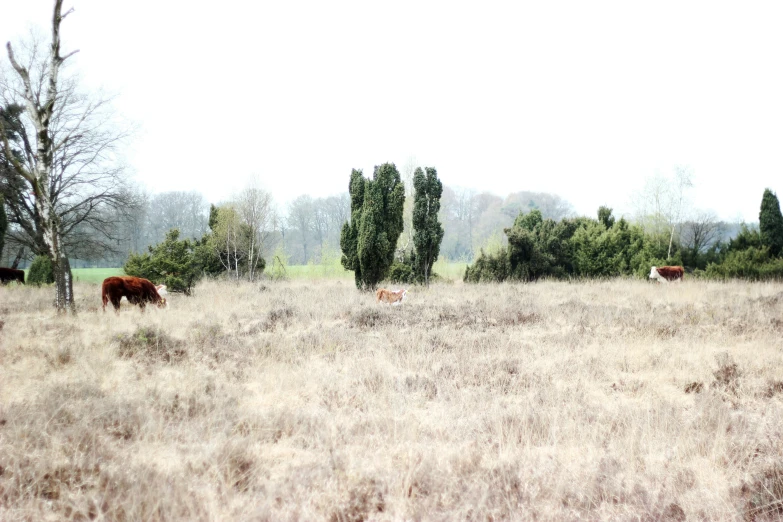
[{"xmin": 1, "ymin": 184, "xmax": 746, "ymax": 270}]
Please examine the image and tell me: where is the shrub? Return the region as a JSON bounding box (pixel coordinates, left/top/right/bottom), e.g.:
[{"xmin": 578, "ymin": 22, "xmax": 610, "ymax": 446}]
[
  {"xmin": 389, "ymin": 261, "xmax": 414, "ymax": 284},
  {"xmin": 705, "ymin": 247, "xmax": 783, "ymax": 280},
  {"xmin": 125, "ymin": 229, "xmax": 202, "ymax": 294},
  {"xmin": 27, "ymin": 255, "xmax": 54, "ymax": 285},
  {"xmin": 464, "ymin": 248, "xmax": 510, "ymax": 283}
]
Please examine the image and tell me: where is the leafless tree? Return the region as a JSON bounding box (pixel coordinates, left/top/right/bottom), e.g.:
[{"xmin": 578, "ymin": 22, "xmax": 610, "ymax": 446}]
[
  {"xmin": 631, "ymin": 166, "xmax": 694, "ymax": 258},
  {"xmin": 145, "ymin": 191, "xmax": 209, "ymax": 244},
  {"xmin": 286, "ymin": 195, "xmax": 315, "ymax": 264},
  {"xmin": 236, "ymin": 184, "xmax": 274, "ymax": 282},
  {"xmin": 1, "ymin": 3, "xmax": 133, "ymax": 310},
  {"xmin": 681, "ymin": 210, "xmax": 723, "ymax": 256},
  {"xmin": 501, "ymin": 191, "xmax": 574, "ymax": 221}
]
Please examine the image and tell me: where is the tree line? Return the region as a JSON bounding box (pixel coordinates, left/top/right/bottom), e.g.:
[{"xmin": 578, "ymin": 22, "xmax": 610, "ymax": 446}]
[{"xmin": 463, "ymin": 189, "xmax": 783, "ymax": 283}]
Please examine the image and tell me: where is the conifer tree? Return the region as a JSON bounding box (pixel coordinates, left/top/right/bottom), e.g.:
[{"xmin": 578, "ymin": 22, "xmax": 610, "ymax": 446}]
[
  {"xmin": 412, "ymin": 167, "xmax": 444, "ymax": 285},
  {"xmin": 341, "ymin": 164, "xmax": 405, "ymax": 289},
  {"xmin": 759, "ymin": 188, "xmax": 783, "ymax": 257},
  {"xmin": 340, "ymin": 169, "xmax": 366, "ymax": 288}
]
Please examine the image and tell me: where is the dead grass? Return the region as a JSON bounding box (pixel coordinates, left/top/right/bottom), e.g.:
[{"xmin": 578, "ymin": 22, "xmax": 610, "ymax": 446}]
[{"xmin": 1, "ymin": 278, "xmax": 783, "ymax": 520}]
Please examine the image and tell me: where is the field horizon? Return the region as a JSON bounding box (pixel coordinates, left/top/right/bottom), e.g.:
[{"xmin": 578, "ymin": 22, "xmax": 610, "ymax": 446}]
[{"xmin": 1, "ymin": 278, "xmax": 782, "ymax": 520}]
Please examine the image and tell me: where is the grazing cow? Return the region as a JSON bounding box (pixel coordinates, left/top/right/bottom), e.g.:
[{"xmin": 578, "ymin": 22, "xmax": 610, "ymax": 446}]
[
  {"xmin": 649, "ymin": 266, "xmax": 684, "ymax": 283},
  {"xmin": 102, "ymin": 276, "xmax": 167, "ymax": 313},
  {"xmin": 0, "ymin": 267, "xmax": 25, "ymax": 284},
  {"xmin": 121, "ymin": 283, "xmax": 166, "ymax": 303},
  {"xmin": 376, "ymin": 288, "xmax": 408, "ymax": 305}
]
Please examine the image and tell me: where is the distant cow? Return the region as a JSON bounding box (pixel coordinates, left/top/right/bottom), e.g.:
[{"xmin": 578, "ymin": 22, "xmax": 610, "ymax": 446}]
[
  {"xmin": 649, "ymin": 266, "xmax": 684, "ymax": 283},
  {"xmin": 102, "ymin": 276, "xmax": 167, "ymax": 313},
  {"xmin": 0, "ymin": 267, "xmax": 25, "ymax": 284},
  {"xmin": 376, "ymin": 288, "xmax": 408, "ymax": 305}
]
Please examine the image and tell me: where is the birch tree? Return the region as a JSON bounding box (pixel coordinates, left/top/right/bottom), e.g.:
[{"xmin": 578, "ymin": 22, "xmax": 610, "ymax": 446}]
[
  {"xmin": 0, "ymin": 1, "xmax": 80, "ymax": 311},
  {"xmin": 237, "ymin": 185, "xmax": 274, "ymax": 281},
  {"xmin": 1, "ymin": 1, "xmax": 132, "ymax": 310},
  {"xmin": 632, "ymin": 166, "xmax": 693, "ymax": 259}
]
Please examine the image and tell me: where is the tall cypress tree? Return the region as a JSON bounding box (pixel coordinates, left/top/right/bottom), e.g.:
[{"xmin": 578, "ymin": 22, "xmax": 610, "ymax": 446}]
[
  {"xmin": 759, "ymin": 188, "xmax": 783, "ymax": 257},
  {"xmin": 412, "ymin": 167, "xmax": 444, "ymax": 285},
  {"xmin": 341, "ymin": 164, "xmax": 405, "ymax": 290},
  {"xmin": 357, "ymin": 163, "xmax": 405, "ymax": 289},
  {"xmin": 340, "ymin": 169, "xmax": 367, "ymax": 289}
]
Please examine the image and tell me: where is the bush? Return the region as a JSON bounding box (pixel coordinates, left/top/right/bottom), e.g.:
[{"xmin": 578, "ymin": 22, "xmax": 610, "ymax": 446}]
[
  {"xmin": 705, "ymin": 247, "xmax": 783, "ymax": 280},
  {"xmin": 464, "ymin": 248, "xmax": 510, "ymax": 283},
  {"xmin": 124, "ymin": 229, "xmax": 202, "ymax": 295},
  {"xmin": 388, "ymin": 261, "xmax": 414, "ymax": 284},
  {"xmin": 27, "ymin": 255, "xmax": 54, "ymax": 285}
]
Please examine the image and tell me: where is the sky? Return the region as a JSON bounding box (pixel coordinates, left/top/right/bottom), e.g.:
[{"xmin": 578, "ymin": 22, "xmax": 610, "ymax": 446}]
[{"xmin": 1, "ymin": 1, "xmax": 782, "ymax": 222}]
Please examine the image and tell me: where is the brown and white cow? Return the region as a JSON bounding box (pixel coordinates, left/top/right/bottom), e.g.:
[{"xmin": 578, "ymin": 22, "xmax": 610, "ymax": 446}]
[
  {"xmin": 376, "ymin": 288, "xmax": 408, "ymax": 305},
  {"xmin": 649, "ymin": 266, "xmax": 684, "ymax": 283},
  {"xmin": 102, "ymin": 276, "xmax": 167, "ymax": 313},
  {"xmin": 121, "ymin": 283, "xmax": 166, "ymax": 303},
  {"xmin": 0, "ymin": 267, "xmax": 25, "ymax": 284}
]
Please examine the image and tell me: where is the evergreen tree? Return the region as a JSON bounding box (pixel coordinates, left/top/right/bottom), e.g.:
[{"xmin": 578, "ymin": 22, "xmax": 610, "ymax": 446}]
[
  {"xmin": 598, "ymin": 206, "xmax": 615, "ymax": 229},
  {"xmin": 124, "ymin": 229, "xmax": 202, "ymax": 295},
  {"xmin": 412, "ymin": 167, "xmax": 444, "ymax": 285},
  {"xmin": 0, "ymin": 195, "xmax": 7, "ymax": 258},
  {"xmin": 340, "ymin": 164, "xmax": 405, "ymax": 290},
  {"xmin": 340, "ymin": 169, "xmax": 366, "ymax": 288},
  {"xmin": 27, "ymin": 255, "xmax": 54, "ymax": 285},
  {"xmin": 759, "ymin": 188, "xmax": 783, "ymax": 257},
  {"xmin": 357, "ymin": 163, "xmax": 405, "ymax": 289}
]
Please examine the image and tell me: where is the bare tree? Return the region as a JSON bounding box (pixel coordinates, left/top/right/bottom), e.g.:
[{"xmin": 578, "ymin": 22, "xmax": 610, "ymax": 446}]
[
  {"xmin": 501, "ymin": 191, "xmax": 574, "ymax": 221},
  {"xmin": 210, "ymin": 205, "xmax": 244, "ymax": 279},
  {"xmin": 145, "ymin": 191, "xmax": 209, "ymax": 244},
  {"xmin": 287, "ymin": 195, "xmax": 315, "ymax": 264},
  {"xmin": 1, "ymin": 3, "xmax": 133, "ymax": 310},
  {"xmin": 681, "ymin": 210, "xmax": 723, "ymax": 256},
  {"xmin": 631, "ymin": 166, "xmax": 694, "ymax": 258},
  {"xmin": 236, "ymin": 184, "xmax": 274, "ymax": 282}
]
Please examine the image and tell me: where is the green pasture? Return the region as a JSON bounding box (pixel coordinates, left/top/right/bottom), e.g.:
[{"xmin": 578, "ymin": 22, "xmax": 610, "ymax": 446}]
[
  {"xmin": 280, "ymin": 259, "xmax": 468, "ymax": 282},
  {"xmin": 71, "ymin": 268, "xmax": 124, "ymax": 284},
  {"xmin": 31, "ymin": 261, "xmax": 468, "ymax": 285}
]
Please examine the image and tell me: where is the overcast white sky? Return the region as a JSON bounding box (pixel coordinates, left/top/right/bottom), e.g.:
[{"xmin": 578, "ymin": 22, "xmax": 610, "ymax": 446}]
[{"xmin": 2, "ymin": 1, "xmax": 782, "ymax": 221}]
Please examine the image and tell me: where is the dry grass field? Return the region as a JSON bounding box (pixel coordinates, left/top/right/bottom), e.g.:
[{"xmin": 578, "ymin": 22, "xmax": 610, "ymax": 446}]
[{"xmin": 1, "ymin": 278, "xmax": 782, "ymax": 521}]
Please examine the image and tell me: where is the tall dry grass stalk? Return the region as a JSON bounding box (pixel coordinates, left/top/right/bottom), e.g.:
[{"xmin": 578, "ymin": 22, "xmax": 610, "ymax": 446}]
[{"xmin": 1, "ymin": 278, "xmax": 782, "ymax": 520}]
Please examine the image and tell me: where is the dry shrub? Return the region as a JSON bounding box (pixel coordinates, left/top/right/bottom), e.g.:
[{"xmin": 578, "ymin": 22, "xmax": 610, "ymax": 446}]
[
  {"xmin": 217, "ymin": 441, "xmax": 259, "ymax": 493},
  {"xmin": 711, "ymin": 352, "xmax": 742, "ymax": 394},
  {"xmin": 116, "ymin": 326, "xmax": 186, "ymax": 363},
  {"xmin": 765, "ymin": 380, "xmax": 783, "ymax": 398},
  {"xmin": 402, "ymin": 374, "xmax": 438, "ymax": 400},
  {"xmin": 661, "ymin": 502, "xmax": 687, "ymax": 521},
  {"xmin": 684, "ymin": 381, "xmax": 704, "ymax": 394},
  {"xmin": 741, "ymin": 461, "xmax": 783, "ymax": 521},
  {"xmin": 263, "ymin": 306, "xmax": 296, "ymax": 331},
  {"xmin": 327, "ymin": 476, "xmax": 386, "ymax": 522},
  {"xmin": 350, "ymin": 307, "xmax": 391, "ymax": 329}
]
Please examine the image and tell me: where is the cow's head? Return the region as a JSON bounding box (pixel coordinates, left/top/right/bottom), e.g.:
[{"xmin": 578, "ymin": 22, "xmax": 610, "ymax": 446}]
[
  {"xmin": 158, "ymin": 297, "xmax": 168, "ymax": 308},
  {"xmin": 648, "ymin": 266, "xmax": 666, "ymax": 283}
]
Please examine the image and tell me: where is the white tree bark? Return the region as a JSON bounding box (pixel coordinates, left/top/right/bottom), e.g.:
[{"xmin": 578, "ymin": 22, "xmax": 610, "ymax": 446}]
[{"xmin": 3, "ymin": 0, "xmax": 77, "ymax": 312}]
